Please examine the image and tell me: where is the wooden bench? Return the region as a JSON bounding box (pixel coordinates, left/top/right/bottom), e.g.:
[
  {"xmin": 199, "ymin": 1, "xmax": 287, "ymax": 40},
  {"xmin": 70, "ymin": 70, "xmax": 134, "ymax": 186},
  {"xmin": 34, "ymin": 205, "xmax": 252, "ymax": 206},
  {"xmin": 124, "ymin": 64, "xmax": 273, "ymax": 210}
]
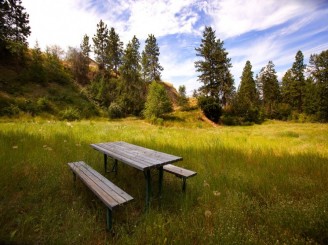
[
  {"xmin": 67, "ymin": 161, "xmax": 133, "ymax": 231},
  {"xmin": 163, "ymin": 164, "xmax": 197, "ymax": 192}
]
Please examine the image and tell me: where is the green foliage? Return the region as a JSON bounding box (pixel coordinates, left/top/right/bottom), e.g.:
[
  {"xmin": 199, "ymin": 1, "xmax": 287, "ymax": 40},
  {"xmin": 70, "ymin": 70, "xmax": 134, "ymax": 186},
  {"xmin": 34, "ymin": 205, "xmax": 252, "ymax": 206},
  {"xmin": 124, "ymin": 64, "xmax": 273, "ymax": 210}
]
[
  {"xmin": 0, "ymin": 0, "xmax": 31, "ymax": 65},
  {"xmin": 92, "ymin": 20, "xmax": 108, "ymax": 69},
  {"xmin": 108, "ymin": 102, "xmax": 123, "ymax": 119},
  {"xmin": 281, "ymin": 51, "xmax": 306, "ymax": 112},
  {"xmin": 257, "ymin": 61, "xmax": 281, "ymax": 119},
  {"xmin": 144, "ymin": 82, "xmax": 172, "ymax": 119},
  {"xmin": 197, "ymin": 96, "xmax": 222, "ymax": 123},
  {"xmin": 195, "ymin": 26, "xmax": 234, "ymax": 107},
  {"xmin": 234, "ymin": 61, "xmax": 261, "ymax": 123},
  {"xmin": 107, "ymin": 27, "xmax": 123, "ymax": 74},
  {"xmin": 59, "ymin": 107, "xmax": 81, "ymax": 121},
  {"xmin": 142, "ymin": 34, "xmax": 163, "ymax": 82}
]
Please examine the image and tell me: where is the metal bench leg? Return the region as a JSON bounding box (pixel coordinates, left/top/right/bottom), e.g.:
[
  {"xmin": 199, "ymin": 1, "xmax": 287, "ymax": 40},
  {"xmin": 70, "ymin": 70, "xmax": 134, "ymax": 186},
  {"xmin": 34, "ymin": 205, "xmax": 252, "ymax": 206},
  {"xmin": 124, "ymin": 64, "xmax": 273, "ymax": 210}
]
[
  {"xmin": 158, "ymin": 166, "xmax": 163, "ymax": 205},
  {"xmin": 111, "ymin": 159, "xmax": 118, "ymax": 175},
  {"xmin": 144, "ymin": 169, "xmax": 152, "ymax": 211},
  {"xmin": 106, "ymin": 208, "xmax": 112, "ymax": 231},
  {"xmin": 104, "ymin": 154, "xmax": 108, "ymax": 173},
  {"xmin": 182, "ymin": 178, "xmax": 187, "ymax": 192}
]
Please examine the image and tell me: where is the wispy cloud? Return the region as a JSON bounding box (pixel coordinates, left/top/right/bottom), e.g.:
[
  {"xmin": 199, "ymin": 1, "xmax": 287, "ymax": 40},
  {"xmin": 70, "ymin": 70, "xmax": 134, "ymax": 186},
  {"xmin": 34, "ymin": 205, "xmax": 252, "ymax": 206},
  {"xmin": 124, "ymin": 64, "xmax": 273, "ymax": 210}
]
[{"xmin": 205, "ymin": 0, "xmax": 319, "ymax": 39}]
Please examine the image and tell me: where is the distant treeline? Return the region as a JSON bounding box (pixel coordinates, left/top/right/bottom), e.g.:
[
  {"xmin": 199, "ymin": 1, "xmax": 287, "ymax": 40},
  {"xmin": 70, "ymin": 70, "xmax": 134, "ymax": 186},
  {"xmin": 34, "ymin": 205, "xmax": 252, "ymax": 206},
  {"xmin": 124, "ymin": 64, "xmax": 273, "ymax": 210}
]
[
  {"xmin": 194, "ymin": 27, "xmax": 328, "ymax": 124},
  {"xmin": 1, "ymin": 1, "xmax": 327, "ymax": 123}
]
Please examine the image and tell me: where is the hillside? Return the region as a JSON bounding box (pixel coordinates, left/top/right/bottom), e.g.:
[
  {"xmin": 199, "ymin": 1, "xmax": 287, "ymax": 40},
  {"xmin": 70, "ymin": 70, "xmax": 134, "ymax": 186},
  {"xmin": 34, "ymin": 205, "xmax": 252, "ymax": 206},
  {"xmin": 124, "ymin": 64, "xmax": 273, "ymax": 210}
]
[
  {"xmin": 0, "ymin": 64, "xmax": 183, "ymax": 120},
  {"xmin": 0, "ymin": 65, "xmax": 100, "ymax": 119}
]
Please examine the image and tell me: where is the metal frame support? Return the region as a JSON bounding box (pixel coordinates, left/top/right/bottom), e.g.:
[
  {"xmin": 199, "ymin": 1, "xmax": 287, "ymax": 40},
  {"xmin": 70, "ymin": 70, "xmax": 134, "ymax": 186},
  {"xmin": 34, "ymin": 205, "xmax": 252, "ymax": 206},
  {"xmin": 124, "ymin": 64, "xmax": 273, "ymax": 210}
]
[
  {"xmin": 182, "ymin": 178, "xmax": 187, "ymax": 192},
  {"xmin": 144, "ymin": 169, "xmax": 152, "ymax": 211},
  {"xmin": 106, "ymin": 208, "xmax": 112, "ymax": 231},
  {"xmin": 104, "ymin": 154, "xmax": 108, "ymax": 173},
  {"xmin": 111, "ymin": 159, "xmax": 118, "ymax": 175},
  {"xmin": 158, "ymin": 166, "xmax": 163, "ymax": 204}
]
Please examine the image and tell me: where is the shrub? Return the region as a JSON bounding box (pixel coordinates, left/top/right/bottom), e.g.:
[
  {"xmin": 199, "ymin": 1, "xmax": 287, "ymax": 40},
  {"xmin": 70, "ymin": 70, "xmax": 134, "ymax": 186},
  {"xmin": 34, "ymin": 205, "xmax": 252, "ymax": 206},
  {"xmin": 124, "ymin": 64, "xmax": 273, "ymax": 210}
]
[
  {"xmin": 108, "ymin": 102, "xmax": 123, "ymax": 119},
  {"xmin": 59, "ymin": 107, "xmax": 81, "ymax": 121},
  {"xmin": 144, "ymin": 82, "xmax": 173, "ymax": 119},
  {"xmin": 197, "ymin": 96, "xmax": 222, "ymax": 123}
]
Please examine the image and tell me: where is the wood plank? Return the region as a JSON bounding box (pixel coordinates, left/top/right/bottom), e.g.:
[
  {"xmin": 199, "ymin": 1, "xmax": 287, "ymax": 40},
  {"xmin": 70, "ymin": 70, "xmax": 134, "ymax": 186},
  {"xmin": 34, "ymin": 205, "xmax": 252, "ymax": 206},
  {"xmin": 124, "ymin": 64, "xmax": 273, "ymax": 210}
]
[
  {"xmin": 115, "ymin": 141, "xmax": 182, "ymax": 163},
  {"xmin": 69, "ymin": 162, "xmax": 120, "ymax": 208},
  {"xmin": 91, "ymin": 144, "xmax": 149, "ymax": 170},
  {"xmin": 163, "ymin": 164, "xmax": 197, "ymax": 178},
  {"xmin": 77, "ymin": 164, "xmax": 127, "ymax": 205},
  {"xmin": 79, "ymin": 162, "xmax": 133, "ymax": 202},
  {"xmin": 68, "ymin": 161, "xmax": 133, "ymax": 208},
  {"xmin": 91, "ymin": 142, "xmax": 183, "ymax": 170}
]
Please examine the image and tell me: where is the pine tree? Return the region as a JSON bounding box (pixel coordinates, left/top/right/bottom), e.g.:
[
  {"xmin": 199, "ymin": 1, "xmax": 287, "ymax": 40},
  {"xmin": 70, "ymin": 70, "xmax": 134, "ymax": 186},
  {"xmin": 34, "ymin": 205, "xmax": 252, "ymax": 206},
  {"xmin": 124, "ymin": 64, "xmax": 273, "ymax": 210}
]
[
  {"xmin": 92, "ymin": 20, "xmax": 108, "ymax": 69},
  {"xmin": 235, "ymin": 60, "xmax": 260, "ymax": 122},
  {"xmin": 107, "ymin": 27, "xmax": 123, "ymax": 75},
  {"xmin": 257, "ymin": 61, "xmax": 280, "ymax": 118},
  {"xmin": 0, "ymin": 0, "xmax": 30, "ymax": 44},
  {"xmin": 80, "ymin": 34, "xmax": 91, "ymax": 59},
  {"xmin": 142, "ymin": 34, "xmax": 163, "ymax": 82},
  {"xmin": 194, "ymin": 26, "xmax": 234, "ymax": 107},
  {"xmin": 307, "ymin": 50, "xmax": 328, "ymax": 121},
  {"xmin": 0, "ymin": 0, "xmax": 30, "ymax": 63},
  {"xmin": 119, "ymin": 36, "xmax": 145, "ymax": 115}
]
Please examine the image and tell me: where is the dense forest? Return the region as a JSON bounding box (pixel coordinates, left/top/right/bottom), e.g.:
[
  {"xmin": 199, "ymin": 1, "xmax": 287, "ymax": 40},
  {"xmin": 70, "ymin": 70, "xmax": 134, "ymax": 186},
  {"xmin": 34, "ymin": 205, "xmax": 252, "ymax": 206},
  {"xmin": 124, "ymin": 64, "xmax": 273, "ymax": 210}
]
[{"xmin": 1, "ymin": 0, "xmax": 327, "ymax": 123}]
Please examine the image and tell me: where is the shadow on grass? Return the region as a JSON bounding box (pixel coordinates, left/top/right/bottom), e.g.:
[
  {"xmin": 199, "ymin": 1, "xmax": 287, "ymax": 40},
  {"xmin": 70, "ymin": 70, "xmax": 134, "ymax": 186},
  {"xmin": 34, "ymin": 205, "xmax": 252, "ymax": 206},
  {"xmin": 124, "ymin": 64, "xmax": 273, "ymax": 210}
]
[{"xmin": 0, "ymin": 129, "xmax": 328, "ymax": 244}]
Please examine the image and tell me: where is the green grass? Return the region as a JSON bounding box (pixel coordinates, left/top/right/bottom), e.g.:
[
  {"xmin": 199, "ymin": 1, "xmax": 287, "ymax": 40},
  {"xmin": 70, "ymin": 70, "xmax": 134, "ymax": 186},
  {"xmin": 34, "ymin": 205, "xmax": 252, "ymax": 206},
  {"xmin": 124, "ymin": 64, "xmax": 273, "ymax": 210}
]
[{"xmin": 0, "ymin": 118, "xmax": 328, "ymax": 244}]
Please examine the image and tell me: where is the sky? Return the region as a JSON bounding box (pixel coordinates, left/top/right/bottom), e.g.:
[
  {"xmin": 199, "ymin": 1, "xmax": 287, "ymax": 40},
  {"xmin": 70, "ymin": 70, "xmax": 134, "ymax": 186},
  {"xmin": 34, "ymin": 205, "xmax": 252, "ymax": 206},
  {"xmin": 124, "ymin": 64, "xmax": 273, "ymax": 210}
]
[{"xmin": 23, "ymin": 0, "xmax": 328, "ymax": 95}]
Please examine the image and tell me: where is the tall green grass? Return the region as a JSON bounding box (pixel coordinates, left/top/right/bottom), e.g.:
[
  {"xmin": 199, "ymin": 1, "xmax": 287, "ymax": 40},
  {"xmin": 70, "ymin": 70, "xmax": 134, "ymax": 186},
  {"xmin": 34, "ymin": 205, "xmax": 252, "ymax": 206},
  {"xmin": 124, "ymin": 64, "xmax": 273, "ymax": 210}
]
[{"xmin": 0, "ymin": 118, "xmax": 327, "ymax": 244}]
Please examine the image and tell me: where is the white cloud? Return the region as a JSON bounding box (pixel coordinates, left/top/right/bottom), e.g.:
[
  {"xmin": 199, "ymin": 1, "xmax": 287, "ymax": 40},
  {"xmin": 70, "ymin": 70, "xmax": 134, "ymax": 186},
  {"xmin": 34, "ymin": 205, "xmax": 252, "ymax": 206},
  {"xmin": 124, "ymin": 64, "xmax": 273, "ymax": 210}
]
[
  {"xmin": 24, "ymin": 0, "xmax": 100, "ymax": 51},
  {"xmin": 206, "ymin": 0, "xmax": 317, "ymax": 39}
]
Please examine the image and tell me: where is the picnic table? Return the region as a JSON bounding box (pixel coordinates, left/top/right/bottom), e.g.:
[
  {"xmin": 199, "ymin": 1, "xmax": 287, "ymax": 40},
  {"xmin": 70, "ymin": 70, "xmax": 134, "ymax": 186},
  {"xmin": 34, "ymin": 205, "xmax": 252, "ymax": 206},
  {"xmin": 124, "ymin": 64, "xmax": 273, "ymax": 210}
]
[{"xmin": 91, "ymin": 141, "xmax": 183, "ymax": 209}]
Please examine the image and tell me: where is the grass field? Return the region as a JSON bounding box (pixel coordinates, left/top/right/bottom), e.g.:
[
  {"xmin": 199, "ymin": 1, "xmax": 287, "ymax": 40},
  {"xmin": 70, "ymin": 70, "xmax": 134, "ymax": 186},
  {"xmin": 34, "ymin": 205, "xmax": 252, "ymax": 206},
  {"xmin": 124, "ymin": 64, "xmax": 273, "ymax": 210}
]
[{"xmin": 0, "ymin": 118, "xmax": 328, "ymax": 244}]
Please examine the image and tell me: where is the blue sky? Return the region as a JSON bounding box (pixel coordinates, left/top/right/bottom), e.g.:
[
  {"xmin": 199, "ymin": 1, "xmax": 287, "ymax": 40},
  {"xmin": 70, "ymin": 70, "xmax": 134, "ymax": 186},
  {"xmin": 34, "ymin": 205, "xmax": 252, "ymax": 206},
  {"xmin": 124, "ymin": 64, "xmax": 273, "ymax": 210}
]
[{"xmin": 24, "ymin": 0, "xmax": 328, "ymax": 94}]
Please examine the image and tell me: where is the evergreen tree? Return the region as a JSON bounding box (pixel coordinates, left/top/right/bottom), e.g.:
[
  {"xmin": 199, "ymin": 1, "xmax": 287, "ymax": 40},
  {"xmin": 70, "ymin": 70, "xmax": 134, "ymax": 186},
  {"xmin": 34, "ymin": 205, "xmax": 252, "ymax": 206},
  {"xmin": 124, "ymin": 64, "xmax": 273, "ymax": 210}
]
[
  {"xmin": 307, "ymin": 50, "xmax": 328, "ymax": 121},
  {"xmin": 142, "ymin": 34, "xmax": 163, "ymax": 82},
  {"xmin": 0, "ymin": 0, "xmax": 30, "ymax": 63},
  {"xmin": 257, "ymin": 61, "xmax": 280, "ymax": 118},
  {"xmin": 119, "ymin": 36, "xmax": 145, "ymax": 115},
  {"xmin": 235, "ymin": 60, "xmax": 260, "ymax": 122},
  {"xmin": 107, "ymin": 27, "xmax": 123, "ymax": 75},
  {"xmin": 29, "ymin": 41, "xmax": 45, "ymax": 83},
  {"xmin": 80, "ymin": 34, "xmax": 91, "ymax": 59},
  {"xmin": 178, "ymin": 85, "xmax": 188, "ymax": 108},
  {"xmin": 194, "ymin": 26, "xmax": 234, "ymax": 107},
  {"xmin": 144, "ymin": 82, "xmax": 172, "ymax": 119},
  {"xmin": 291, "ymin": 50, "xmax": 306, "ymax": 112},
  {"xmin": 92, "ymin": 20, "xmax": 108, "ymax": 70},
  {"xmin": 0, "ymin": 0, "xmax": 30, "ymax": 43}
]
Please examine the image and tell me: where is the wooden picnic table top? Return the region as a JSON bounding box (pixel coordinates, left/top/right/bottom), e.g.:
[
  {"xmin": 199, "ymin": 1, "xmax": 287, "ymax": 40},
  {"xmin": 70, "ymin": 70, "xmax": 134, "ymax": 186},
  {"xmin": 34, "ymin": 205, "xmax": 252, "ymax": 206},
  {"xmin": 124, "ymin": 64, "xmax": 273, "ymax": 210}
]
[{"xmin": 91, "ymin": 141, "xmax": 183, "ymax": 171}]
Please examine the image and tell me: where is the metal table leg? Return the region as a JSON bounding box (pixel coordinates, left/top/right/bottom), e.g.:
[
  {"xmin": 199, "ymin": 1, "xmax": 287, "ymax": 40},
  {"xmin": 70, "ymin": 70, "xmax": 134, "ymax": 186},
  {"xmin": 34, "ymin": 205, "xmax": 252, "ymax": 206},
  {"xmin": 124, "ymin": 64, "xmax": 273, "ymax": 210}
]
[
  {"xmin": 158, "ymin": 166, "xmax": 163, "ymax": 204},
  {"xmin": 104, "ymin": 154, "xmax": 108, "ymax": 172},
  {"xmin": 144, "ymin": 169, "xmax": 151, "ymax": 210}
]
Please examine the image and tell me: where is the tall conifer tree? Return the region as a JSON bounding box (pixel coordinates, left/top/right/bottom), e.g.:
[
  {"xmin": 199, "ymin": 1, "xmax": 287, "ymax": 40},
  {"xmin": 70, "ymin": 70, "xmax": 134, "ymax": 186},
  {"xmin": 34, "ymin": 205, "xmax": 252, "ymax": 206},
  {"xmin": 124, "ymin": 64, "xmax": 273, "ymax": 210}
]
[
  {"xmin": 257, "ymin": 61, "xmax": 280, "ymax": 118},
  {"xmin": 142, "ymin": 34, "xmax": 163, "ymax": 82},
  {"xmin": 194, "ymin": 26, "xmax": 234, "ymax": 107},
  {"xmin": 235, "ymin": 60, "xmax": 260, "ymax": 122},
  {"xmin": 92, "ymin": 20, "xmax": 108, "ymax": 69}
]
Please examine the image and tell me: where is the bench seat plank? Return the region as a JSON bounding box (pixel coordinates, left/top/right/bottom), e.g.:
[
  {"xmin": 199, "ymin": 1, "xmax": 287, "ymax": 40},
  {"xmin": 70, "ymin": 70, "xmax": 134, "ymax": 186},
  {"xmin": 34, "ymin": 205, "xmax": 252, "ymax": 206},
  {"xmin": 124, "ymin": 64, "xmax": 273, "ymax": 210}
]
[
  {"xmin": 68, "ymin": 161, "xmax": 133, "ymax": 209},
  {"xmin": 163, "ymin": 164, "xmax": 197, "ymax": 178}
]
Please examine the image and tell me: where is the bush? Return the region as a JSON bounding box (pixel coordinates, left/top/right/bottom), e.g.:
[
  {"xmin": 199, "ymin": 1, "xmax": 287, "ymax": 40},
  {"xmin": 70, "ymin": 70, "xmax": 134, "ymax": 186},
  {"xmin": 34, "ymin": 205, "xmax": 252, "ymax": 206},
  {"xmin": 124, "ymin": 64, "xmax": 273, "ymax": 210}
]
[
  {"xmin": 197, "ymin": 96, "xmax": 222, "ymax": 123},
  {"xmin": 1, "ymin": 104, "xmax": 20, "ymax": 116},
  {"xmin": 108, "ymin": 102, "xmax": 123, "ymax": 119},
  {"xmin": 144, "ymin": 82, "xmax": 173, "ymax": 119},
  {"xmin": 59, "ymin": 107, "xmax": 81, "ymax": 121},
  {"xmin": 36, "ymin": 97, "xmax": 52, "ymax": 112}
]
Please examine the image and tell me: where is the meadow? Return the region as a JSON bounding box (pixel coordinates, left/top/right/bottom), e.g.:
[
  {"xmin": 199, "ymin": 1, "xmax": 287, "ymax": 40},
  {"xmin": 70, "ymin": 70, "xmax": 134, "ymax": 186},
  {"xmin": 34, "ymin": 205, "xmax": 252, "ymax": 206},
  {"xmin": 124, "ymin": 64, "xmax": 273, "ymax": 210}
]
[{"xmin": 0, "ymin": 117, "xmax": 327, "ymax": 244}]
